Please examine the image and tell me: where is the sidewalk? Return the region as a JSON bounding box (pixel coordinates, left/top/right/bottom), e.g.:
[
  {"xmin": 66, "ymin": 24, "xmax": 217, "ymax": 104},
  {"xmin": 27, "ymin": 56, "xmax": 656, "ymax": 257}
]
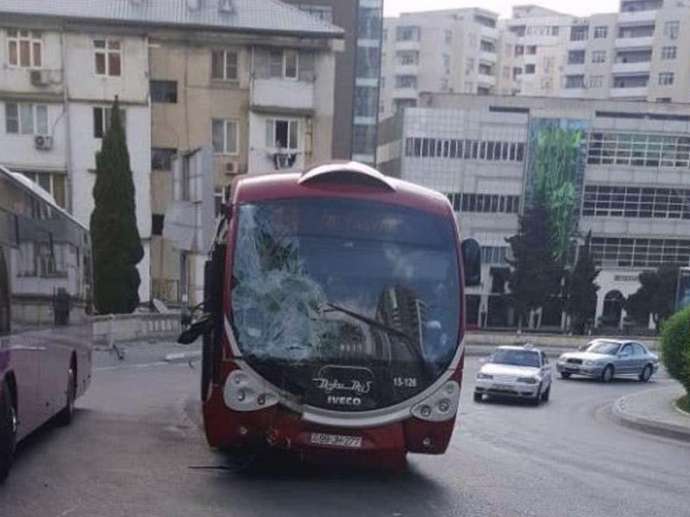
[{"xmin": 612, "ymin": 384, "xmax": 690, "ymax": 442}]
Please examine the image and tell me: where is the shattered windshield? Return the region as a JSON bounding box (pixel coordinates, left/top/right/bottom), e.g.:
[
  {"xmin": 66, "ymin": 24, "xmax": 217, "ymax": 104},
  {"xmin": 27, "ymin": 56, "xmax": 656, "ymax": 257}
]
[{"xmin": 230, "ymin": 198, "xmax": 461, "ymax": 404}]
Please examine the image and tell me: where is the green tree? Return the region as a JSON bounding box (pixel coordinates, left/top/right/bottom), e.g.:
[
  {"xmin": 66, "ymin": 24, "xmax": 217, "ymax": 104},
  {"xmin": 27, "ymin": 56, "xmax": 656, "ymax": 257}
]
[
  {"xmin": 506, "ymin": 205, "xmax": 564, "ymax": 328},
  {"xmin": 660, "ymin": 306, "xmax": 690, "ymax": 399},
  {"xmin": 90, "ymin": 97, "xmax": 143, "ymax": 314},
  {"xmin": 564, "ymin": 231, "xmax": 600, "ymax": 335},
  {"xmin": 624, "ymin": 264, "xmax": 679, "ymax": 330}
]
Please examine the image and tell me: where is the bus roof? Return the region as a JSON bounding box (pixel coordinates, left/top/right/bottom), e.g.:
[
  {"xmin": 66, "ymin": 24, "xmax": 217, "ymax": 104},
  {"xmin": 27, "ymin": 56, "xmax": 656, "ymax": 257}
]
[
  {"xmin": 0, "ymin": 164, "xmax": 88, "ymax": 231},
  {"xmin": 232, "ymin": 162, "xmax": 453, "ymax": 218}
]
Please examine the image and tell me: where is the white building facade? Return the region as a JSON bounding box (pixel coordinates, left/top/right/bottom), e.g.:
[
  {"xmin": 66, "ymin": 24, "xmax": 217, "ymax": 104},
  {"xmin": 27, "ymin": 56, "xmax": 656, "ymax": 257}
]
[{"xmin": 378, "ymin": 93, "xmax": 690, "ymax": 331}]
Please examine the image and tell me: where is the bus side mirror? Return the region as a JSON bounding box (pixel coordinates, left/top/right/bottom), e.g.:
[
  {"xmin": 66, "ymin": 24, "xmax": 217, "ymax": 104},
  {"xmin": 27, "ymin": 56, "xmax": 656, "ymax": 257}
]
[
  {"xmin": 178, "ymin": 317, "xmax": 212, "ymax": 345},
  {"xmin": 461, "ymin": 238, "xmax": 481, "ymax": 287}
]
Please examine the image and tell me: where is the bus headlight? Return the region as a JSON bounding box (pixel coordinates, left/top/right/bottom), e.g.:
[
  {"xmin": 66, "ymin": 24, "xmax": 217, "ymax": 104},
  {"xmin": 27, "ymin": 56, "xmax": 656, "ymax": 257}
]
[
  {"xmin": 224, "ymin": 369, "xmax": 279, "ymax": 412},
  {"xmin": 411, "ymin": 380, "xmax": 460, "ymax": 422}
]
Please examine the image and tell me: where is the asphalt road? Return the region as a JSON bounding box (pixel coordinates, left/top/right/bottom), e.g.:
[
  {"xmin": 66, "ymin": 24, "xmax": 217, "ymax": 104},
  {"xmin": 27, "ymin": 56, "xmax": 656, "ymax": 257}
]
[{"xmin": 1, "ymin": 346, "xmax": 689, "ymax": 517}]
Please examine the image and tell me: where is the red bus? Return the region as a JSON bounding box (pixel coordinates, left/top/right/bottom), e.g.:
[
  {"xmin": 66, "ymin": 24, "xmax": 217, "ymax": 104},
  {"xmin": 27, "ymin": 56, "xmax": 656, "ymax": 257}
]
[
  {"xmin": 180, "ymin": 162, "xmax": 480, "ymax": 468},
  {"xmin": 0, "ymin": 165, "xmax": 94, "ymax": 482}
]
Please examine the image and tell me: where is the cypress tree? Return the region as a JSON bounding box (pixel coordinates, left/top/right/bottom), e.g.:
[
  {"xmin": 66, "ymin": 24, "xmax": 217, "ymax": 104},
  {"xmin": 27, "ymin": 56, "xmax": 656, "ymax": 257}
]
[
  {"xmin": 564, "ymin": 231, "xmax": 600, "ymax": 334},
  {"xmin": 90, "ymin": 97, "xmax": 143, "ymax": 314}
]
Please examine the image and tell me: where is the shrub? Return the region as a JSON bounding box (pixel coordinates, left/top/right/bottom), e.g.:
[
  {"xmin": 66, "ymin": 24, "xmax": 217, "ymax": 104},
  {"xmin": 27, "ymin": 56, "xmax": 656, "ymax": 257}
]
[{"xmin": 660, "ymin": 306, "xmax": 690, "ymax": 396}]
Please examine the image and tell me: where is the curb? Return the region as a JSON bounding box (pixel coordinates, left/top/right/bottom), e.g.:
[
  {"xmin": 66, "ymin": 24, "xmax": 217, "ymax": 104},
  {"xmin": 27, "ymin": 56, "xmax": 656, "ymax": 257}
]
[
  {"xmin": 164, "ymin": 351, "xmax": 202, "ymax": 363},
  {"xmin": 612, "ymin": 388, "xmax": 690, "ymax": 442}
]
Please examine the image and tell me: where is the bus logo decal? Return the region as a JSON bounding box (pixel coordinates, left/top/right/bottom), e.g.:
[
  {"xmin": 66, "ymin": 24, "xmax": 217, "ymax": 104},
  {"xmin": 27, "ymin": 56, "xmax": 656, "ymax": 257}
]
[{"xmin": 313, "ymin": 377, "xmax": 373, "ymax": 395}]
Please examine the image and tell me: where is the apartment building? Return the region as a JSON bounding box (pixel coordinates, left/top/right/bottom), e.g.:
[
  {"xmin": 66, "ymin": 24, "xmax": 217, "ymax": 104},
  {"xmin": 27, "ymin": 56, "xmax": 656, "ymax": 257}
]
[
  {"xmin": 0, "ymin": 3, "xmax": 153, "ymax": 301},
  {"xmin": 0, "ymin": 0, "xmax": 342, "ymax": 306},
  {"xmin": 378, "ymin": 93, "xmax": 690, "ymax": 330},
  {"xmin": 561, "ymin": 0, "xmax": 690, "ymax": 103},
  {"xmin": 498, "ymin": 5, "xmax": 576, "ymax": 97},
  {"xmin": 379, "ymin": 8, "xmax": 500, "ymax": 119},
  {"xmin": 148, "ymin": 2, "xmax": 341, "ymax": 303},
  {"xmin": 285, "ymin": 0, "xmax": 384, "ymax": 165}
]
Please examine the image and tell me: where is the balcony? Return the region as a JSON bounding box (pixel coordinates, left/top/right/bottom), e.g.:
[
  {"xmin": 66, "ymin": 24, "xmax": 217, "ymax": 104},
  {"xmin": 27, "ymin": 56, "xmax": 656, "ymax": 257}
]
[
  {"xmin": 251, "ymin": 78, "xmax": 314, "ymax": 112},
  {"xmin": 392, "ymin": 87, "xmax": 418, "ymax": 100},
  {"xmin": 615, "ymin": 36, "xmax": 654, "ymax": 49},
  {"xmin": 395, "ymin": 63, "xmax": 419, "ymax": 76},
  {"xmin": 480, "ymin": 25, "xmax": 499, "ymax": 40},
  {"xmin": 395, "ymin": 39, "xmax": 420, "ymax": 52},
  {"xmin": 567, "ymin": 39, "xmax": 587, "ymax": 50},
  {"xmin": 561, "ymin": 88, "xmax": 587, "ymax": 98},
  {"xmin": 612, "ymin": 61, "xmax": 651, "ymax": 74},
  {"xmin": 618, "ymin": 9, "xmax": 658, "ymax": 25},
  {"xmin": 564, "ymin": 63, "xmax": 586, "ymax": 74},
  {"xmin": 610, "ymin": 85, "xmax": 648, "ymax": 98},
  {"xmin": 479, "ymin": 51, "xmax": 497, "ymax": 64},
  {"xmin": 477, "ymin": 73, "xmax": 496, "ymax": 87}
]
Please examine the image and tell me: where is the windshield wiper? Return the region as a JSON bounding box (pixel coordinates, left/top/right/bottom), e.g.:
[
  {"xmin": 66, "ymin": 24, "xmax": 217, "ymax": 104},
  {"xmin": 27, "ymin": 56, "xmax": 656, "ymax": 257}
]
[{"xmin": 322, "ymin": 302, "xmax": 429, "ymax": 370}]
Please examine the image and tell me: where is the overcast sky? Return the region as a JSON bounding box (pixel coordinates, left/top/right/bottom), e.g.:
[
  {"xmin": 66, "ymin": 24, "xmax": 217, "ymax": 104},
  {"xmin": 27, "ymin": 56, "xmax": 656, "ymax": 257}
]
[{"xmin": 383, "ymin": 1, "xmax": 621, "ymax": 19}]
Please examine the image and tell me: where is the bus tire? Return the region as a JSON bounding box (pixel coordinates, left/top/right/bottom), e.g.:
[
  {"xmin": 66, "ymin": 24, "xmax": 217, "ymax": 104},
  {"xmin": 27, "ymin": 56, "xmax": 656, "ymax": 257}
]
[
  {"xmin": 56, "ymin": 366, "xmax": 76, "ymax": 427},
  {"xmin": 0, "ymin": 380, "xmax": 17, "ymax": 483}
]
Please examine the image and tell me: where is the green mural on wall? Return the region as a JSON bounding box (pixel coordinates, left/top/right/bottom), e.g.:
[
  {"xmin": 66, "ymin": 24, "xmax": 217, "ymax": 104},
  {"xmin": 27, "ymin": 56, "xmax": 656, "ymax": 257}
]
[{"xmin": 525, "ymin": 119, "xmax": 587, "ymax": 264}]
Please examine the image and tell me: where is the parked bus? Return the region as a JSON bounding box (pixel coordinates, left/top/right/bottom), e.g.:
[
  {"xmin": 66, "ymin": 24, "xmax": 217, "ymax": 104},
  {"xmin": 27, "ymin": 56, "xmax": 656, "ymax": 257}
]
[
  {"xmin": 180, "ymin": 162, "xmax": 480, "ymax": 468},
  {"xmin": 0, "ymin": 165, "xmax": 93, "ymax": 481}
]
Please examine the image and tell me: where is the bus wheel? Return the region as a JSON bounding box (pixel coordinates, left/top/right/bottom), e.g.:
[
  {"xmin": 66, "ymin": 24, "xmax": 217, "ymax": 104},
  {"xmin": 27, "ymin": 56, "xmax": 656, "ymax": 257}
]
[
  {"xmin": 56, "ymin": 366, "xmax": 76, "ymax": 427},
  {"xmin": 0, "ymin": 381, "xmax": 17, "ymax": 483}
]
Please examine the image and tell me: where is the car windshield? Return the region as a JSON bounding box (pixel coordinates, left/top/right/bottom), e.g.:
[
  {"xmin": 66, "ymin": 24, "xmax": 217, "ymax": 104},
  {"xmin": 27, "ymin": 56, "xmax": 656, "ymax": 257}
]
[
  {"xmin": 586, "ymin": 341, "xmax": 621, "ymax": 355},
  {"xmin": 490, "ymin": 349, "xmax": 540, "ymax": 368},
  {"xmin": 230, "ymin": 197, "xmax": 461, "ymax": 409}
]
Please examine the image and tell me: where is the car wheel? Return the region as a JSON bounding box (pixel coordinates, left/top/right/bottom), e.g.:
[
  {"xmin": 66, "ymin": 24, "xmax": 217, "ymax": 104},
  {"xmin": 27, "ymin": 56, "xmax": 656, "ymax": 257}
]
[
  {"xmin": 560, "ymin": 372, "xmax": 571, "ymax": 380},
  {"xmin": 541, "ymin": 386, "xmax": 550, "ymax": 402},
  {"xmin": 56, "ymin": 367, "xmax": 76, "ymax": 427},
  {"xmin": 0, "ymin": 381, "xmax": 17, "ymax": 483},
  {"xmin": 601, "ymin": 365, "xmax": 614, "ymax": 383},
  {"xmin": 530, "ymin": 384, "xmax": 542, "ymax": 406},
  {"xmin": 473, "ymin": 391, "xmax": 483, "ymax": 403},
  {"xmin": 639, "ymin": 364, "xmax": 653, "ymax": 383}
]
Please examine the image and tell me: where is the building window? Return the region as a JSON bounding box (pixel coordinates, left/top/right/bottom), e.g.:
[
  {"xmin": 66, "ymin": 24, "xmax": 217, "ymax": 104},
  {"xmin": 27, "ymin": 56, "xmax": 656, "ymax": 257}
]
[
  {"xmin": 568, "ymin": 50, "xmax": 586, "ymax": 64},
  {"xmin": 514, "ymin": 45, "xmax": 524, "ymax": 56},
  {"xmin": 589, "ymin": 75, "xmax": 604, "ymax": 88},
  {"xmin": 445, "ymin": 30, "xmax": 452, "ymax": 44},
  {"xmin": 397, "ymin": 51, "xmax": 419, "ymax": 65},
  {"xmin": 443, "ymin": 54, "xmax": 451, "ymax": 72},
  {"xmin": 296, "ymin": 4, "xmax": 333, "ymax": 23},
  {"xmin": 19, "ymin": 171, "xmax": 66, "ymax": 208},
  {"xmin": 5, "ymin": 103, "xmax": 48, "ymax": 135},
  {"xmin": 354, "ymin": 86, "xmax": 378, "ymax": 117},
  {"xmin": 661, "ymin": 46, "xmax": 677, "ymax": 60},
  {"xmin": 664, "ymin": 21, "xmax": 680, "ymax": 40},
  {"xmin": 395, "ymin": 75, "xmax": 417, "ymax": 88},
  {"xmin": 94, "ymin": 39, "xmax": 122, "ymax": 77},
  {"xmin": 211, "ymin": 49, "xmax": 239, "ymax": 80},
  {"xmin": 405, "ymin": 137, "xmax": 525, "ymax": 163},
  {"xmin": 396, "ymin": 26, "xmax": 420, "ymax": 42},
  {"xmin": 269, "ymin": 49, "xmax": 299, "ymax": 80},
  {"xmin": 93, "ymin": 107, "xmax": 126, "ymax": 139},
  {"xmin": 526, "ymin": 45, "xmax": 537, "ymax": 55},
  {"xmin": 266, "ymin": 119, "xmax": 299, "ymax": 150},
  {"xmin": 151, "ymin": 148, "xmax": 177, "ymax": 170},
  {"xmin": 587, "ymin": 131, "xmax": 690, "ymax": 168},
  {"xmin": 583, "ymin": 185, "xmax": 690, "ymax": 220},
  {"xmin": 211, "ymin": 119, "xmax": 239, "ymax": 155},
  {"xmin": 151, "ymin": 214, "xmax": 164, "ymax": 236},
  {"xmin": 588, "ymin": 237, "xmax": 690, "ymax": 268},
  {"xmin": 480, "ymin": 40, "xmax": 496, "ymax": 53},
  {"xmin": 593, "ymin": 26, "xmax": 608, "ymax": 39},
  {"xmin": 659, "ymin": 72, "xmax": 674, "ymax": 86},
  {"xmin": 592, "ymin": 51, "xmax": 606, "ymax": 63},
  {"xmin": 7, "ymin": 29, "xmax": 42, "ymax": 68},
  {"xmin": 443, "ymin": 192, "xmax": 520, "ymax": 214},
  {"xmin": 480, "ymin": 246, "xmax": 508, "ymax": 265},
  {"xmin": 150, "ymin": 80, "xmax": 178, "ymax": 103},
  {"xmin": 565, "ymin": 75, "xmax": 585, "ymax": 88},
  {"xmin": 524, "ymin": 64, "xmax": 535, "ymax": 74},
  {"xmin": 570, "ymin": 25, "xmax": 589, "ymax": 41}
]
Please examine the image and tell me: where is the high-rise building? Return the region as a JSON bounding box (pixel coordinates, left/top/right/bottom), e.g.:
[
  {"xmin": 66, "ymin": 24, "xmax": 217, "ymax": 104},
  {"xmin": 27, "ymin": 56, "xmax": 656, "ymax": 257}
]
[
  {"xmin": 285, "ymin": 0, "xmax": 384, "ymax": 165},
  {"xmin": 380, "ymin": 8, "xmax": 500, "ymax": 119},
  {"xmin": 378, "ymin": 93, "xmax": 690, "ymax": 330}
]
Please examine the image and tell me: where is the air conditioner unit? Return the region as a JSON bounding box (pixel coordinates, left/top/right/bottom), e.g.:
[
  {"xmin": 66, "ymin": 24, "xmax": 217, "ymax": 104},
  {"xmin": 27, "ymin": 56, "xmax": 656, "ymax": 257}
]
[
  {"xmin": 30, "ymin": 69, "xmax": 50, "ymax": 86},
  {"xmin": 224, "ymin": 161, "xmax": 238, "ymax": 174},
  {"xmin": 34, "ymin": 135, "xmax": 54, "ymax": 151}
]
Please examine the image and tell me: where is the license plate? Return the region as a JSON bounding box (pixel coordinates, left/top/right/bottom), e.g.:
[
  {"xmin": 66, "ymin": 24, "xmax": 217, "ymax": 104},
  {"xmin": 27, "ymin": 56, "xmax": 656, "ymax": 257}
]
[
  {"xmin": 310, "ymin": 433, "xmax": 362, "ymax": 449},
  {"xmin": 492, "ymin": 384, "xmax": 513, "ymax": 391}
]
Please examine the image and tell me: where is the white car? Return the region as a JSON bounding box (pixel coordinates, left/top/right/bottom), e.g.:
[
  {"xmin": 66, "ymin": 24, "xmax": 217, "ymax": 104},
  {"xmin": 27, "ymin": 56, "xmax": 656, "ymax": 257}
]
[{"xmin": 474, "ymin": 345, "xmax": 553, "ymax": 405}]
